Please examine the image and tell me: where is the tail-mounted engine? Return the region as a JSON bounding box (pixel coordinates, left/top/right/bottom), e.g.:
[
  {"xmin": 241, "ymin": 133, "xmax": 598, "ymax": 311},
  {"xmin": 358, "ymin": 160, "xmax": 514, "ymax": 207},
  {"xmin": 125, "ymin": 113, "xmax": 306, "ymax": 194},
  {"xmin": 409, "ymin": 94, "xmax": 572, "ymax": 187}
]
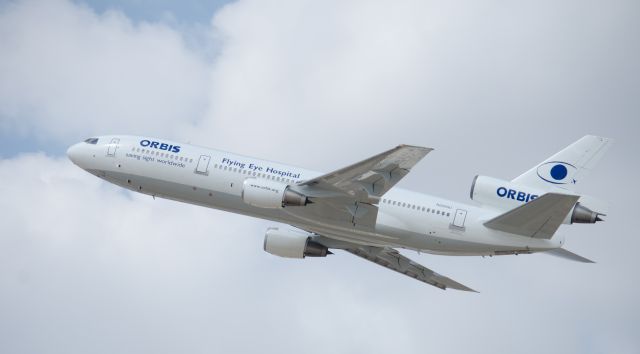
[
  {"xmin": 570, "ymin": 203, "xmax": 604, "ymax": 224},
  {"xmin": 470, "ymin": 175, "xmax": 604, "ymax": 224},
  {"xmin": 263, "ymin": 228, "xmax": 331, "ymax": 259},
  {"xmin": 242, "ymin": 178, "xmax": 308, "ymax": 209}
]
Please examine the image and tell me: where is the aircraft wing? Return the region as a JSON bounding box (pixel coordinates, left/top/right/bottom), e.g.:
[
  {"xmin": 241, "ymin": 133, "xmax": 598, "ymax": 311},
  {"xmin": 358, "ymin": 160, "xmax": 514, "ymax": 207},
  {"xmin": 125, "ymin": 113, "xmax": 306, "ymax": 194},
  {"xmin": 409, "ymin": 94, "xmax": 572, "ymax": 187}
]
[
  {"xmin": 286, "ymin": 145, "xmax": 430, "ymax": 229},
  {"xmin": 298, "ymin": 145, "xmax": 432, "ymax": 203},
  {"xmin": 344, "ymin": 246, "xmax": 477, "ymax": 292}
]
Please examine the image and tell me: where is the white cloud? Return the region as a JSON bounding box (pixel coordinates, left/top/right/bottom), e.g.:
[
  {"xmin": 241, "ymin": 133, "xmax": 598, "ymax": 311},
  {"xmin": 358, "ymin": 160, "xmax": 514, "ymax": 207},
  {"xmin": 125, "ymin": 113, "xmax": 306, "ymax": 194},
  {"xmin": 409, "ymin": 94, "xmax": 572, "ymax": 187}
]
[
  {"xmin": 0, "ymin": 0, "xmax": 210, "ymax": 142},
  {"xmin": 0, "ymin": 154, "xmax": 638, "ymax": 354}
]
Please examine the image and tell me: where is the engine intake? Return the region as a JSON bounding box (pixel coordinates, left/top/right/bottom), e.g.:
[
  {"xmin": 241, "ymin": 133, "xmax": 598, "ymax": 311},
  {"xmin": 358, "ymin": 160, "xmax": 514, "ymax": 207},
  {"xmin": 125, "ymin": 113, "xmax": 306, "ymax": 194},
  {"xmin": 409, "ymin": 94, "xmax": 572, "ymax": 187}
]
[
  {"xmin": 263, "ymin": 228, "xmax": 331, "ymax": 259},
  {"xmin": 242, "ymin": 178, "xmax": 308, "ymax": 209}
]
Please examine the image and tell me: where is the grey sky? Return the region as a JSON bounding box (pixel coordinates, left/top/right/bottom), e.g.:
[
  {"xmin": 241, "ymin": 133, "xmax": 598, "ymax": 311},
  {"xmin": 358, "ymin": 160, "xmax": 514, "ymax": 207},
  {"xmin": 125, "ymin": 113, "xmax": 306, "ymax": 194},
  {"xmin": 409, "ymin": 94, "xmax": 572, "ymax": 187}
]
[{"xmin": 0, "ymin": 0, "xmax": 638, "ymax": 353}]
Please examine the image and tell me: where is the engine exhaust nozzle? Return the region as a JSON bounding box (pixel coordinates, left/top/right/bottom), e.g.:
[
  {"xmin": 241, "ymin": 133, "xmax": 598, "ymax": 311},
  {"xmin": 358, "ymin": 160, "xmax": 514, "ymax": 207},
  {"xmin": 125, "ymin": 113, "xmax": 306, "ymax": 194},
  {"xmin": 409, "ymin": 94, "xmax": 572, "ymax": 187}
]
[{"xmin": 571, "ymin": 203, "xmax": 604, "ymax": 224}]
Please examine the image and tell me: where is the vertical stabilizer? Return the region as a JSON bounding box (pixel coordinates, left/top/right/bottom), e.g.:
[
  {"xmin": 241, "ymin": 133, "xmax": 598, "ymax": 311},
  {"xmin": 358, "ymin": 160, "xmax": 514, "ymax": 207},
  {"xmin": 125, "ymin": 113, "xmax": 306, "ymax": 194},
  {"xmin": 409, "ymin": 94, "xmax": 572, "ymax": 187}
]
[{"xmin": 511, "ymin": 135, "xmax": 612, "ymax": 191}]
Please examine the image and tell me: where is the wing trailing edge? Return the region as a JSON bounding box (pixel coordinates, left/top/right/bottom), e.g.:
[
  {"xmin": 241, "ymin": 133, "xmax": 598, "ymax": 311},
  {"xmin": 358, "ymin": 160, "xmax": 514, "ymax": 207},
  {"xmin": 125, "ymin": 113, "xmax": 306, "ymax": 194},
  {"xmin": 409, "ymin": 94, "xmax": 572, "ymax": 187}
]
[{"xmin": 344, "ymin": 246, "xmax": 477, "ymax": 292}]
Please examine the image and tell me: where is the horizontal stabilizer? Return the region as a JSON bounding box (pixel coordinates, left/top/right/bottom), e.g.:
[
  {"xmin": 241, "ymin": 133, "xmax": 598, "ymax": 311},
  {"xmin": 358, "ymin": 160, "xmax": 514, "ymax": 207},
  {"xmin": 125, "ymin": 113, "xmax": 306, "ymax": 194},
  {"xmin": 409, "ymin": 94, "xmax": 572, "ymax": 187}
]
[
  {"xmin": 544, "ymin": 248, "xmax": 595, "ymax": 263},
  {"xmin": 484, "ymin": 193, "xmax": 579, "ymax": 239}
]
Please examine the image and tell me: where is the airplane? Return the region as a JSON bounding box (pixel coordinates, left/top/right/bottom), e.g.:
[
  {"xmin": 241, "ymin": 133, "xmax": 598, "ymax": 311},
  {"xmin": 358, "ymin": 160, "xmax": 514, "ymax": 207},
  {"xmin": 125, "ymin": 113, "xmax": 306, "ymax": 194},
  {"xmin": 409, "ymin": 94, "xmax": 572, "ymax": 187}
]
[{"xmin": 67, "ymin": 135, "xmax": 612, "ymax": 292}]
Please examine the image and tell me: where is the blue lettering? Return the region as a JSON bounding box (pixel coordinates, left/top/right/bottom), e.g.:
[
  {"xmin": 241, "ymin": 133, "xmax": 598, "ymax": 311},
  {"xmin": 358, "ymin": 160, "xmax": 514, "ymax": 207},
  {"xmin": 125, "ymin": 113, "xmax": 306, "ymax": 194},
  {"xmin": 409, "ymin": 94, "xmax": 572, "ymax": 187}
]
[
  {"xmin": 497, "ymin": 186, "xmax": 538, "ymax": 203},
  {"xmin": 139, "ymin": 139, "xmax": 180, "ymax": 153}
]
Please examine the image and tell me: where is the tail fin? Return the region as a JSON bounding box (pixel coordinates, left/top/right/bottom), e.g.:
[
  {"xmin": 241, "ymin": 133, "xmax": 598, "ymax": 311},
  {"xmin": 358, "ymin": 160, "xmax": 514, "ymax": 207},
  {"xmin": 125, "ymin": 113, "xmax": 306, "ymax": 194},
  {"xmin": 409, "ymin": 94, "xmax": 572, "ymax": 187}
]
[{"xmin": 512, "ymin": 135, "xmax": 613, "ymax": 192}]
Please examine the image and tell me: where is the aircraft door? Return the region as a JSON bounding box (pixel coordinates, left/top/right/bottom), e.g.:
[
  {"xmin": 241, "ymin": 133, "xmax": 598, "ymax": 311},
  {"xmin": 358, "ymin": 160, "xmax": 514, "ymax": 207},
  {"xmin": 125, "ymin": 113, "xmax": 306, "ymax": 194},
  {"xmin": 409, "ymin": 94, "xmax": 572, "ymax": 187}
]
[
  {"xmin": 452, "ymin": 209, "xmax": 467, "ymax": 229},
  {"xmin": 106, "ymin": 138, "xmax": 120, "ymax": 157},
  {"xmin": 195, "ymin": 155, "xmax": 211, "ymax": 175}
]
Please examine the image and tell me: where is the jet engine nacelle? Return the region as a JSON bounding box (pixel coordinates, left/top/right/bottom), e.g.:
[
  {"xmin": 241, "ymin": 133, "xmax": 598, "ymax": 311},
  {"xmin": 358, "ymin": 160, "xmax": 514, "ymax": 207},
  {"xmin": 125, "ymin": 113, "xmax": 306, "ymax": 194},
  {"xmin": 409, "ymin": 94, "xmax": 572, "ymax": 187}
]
[
  {"xmin": 470, "ymin": 175, "xmax": 603, "ymax": 224},
  {"xmin": 263, "ymin": 228, "xmax": 330, "ymax": 259},
  {"xmin": 242, "ymin": 178, "xmax": 308, "ymax": 209},
  {"xmin": 470, "ymin": 175, "xmax": 543, "ymax": 210}
]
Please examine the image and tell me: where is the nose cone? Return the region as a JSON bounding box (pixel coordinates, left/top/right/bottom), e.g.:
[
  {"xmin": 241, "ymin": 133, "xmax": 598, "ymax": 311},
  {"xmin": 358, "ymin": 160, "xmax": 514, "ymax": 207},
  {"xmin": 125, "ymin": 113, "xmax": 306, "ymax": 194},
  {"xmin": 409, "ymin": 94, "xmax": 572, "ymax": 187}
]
[{"xmin": 66, "ymin": 143, "xmax": 83, "ymax": 165}]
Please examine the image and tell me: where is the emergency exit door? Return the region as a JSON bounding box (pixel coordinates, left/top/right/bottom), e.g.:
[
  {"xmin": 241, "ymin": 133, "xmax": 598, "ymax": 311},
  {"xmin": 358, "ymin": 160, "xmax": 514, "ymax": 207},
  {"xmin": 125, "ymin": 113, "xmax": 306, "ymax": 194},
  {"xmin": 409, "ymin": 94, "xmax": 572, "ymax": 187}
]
[
  {"xmin": 452, "ymin": 209, "xmax": 467, "ymax": 228},
  {"xmin": 195, "ymin": 155, "xmax": 211, "ymax": 175},
  {"xmin": 106, "ymin": 138, "xmax": 120, "ymax": 157}
]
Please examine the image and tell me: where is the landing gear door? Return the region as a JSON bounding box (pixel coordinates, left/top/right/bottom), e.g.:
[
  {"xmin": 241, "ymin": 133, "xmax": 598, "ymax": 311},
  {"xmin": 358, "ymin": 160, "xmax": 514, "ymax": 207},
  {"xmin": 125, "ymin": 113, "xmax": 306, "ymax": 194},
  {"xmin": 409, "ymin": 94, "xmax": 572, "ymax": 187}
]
[{"xmin": 107, "ymin": 138, "xmax": 120, "ymax": 157}]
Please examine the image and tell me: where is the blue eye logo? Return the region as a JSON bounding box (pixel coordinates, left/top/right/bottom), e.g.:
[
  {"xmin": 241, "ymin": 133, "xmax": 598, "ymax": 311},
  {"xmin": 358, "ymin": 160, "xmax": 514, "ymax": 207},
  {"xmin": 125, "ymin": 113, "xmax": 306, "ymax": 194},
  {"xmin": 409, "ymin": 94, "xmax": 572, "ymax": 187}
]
[
  {"xmin": 550, "ymin": 164, "xmax": 568, "ymax": 180},
  {"xmin": 537, "ymin": 161, "xmax": 576, "ymax": 184}
]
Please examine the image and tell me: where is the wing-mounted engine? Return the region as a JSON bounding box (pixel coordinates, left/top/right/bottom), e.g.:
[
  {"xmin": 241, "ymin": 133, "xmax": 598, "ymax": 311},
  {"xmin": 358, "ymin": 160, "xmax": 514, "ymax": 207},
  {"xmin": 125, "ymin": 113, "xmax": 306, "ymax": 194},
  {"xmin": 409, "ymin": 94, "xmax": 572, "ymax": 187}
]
[
  {"xmin": 263, "ymin": 228, "xmax": 331, "ymax": 258},
  {"xmin": 470, "ymin": 175, "xmax": 604, "ymax": 224},
  {"xmin": 242, "ymin": 178, "xmax": 308, "ymax": 209}
]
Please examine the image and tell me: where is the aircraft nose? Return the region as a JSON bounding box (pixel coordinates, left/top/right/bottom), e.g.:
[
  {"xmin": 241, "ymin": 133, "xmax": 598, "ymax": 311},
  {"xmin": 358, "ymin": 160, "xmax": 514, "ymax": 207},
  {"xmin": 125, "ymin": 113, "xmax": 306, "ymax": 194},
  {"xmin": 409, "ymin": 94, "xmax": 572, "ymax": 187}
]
[{"xmin": 66, "ymin": 143, "xmax": 83, "ymax": 165}]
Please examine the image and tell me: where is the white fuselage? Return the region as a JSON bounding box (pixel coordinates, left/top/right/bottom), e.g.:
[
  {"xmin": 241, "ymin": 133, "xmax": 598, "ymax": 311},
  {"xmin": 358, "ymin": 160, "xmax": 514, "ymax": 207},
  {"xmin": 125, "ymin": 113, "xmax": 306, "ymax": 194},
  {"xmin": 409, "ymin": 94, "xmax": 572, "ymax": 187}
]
[{"xmin": 67, "ymin": 135, "xmax": 562, "ymax": 256}]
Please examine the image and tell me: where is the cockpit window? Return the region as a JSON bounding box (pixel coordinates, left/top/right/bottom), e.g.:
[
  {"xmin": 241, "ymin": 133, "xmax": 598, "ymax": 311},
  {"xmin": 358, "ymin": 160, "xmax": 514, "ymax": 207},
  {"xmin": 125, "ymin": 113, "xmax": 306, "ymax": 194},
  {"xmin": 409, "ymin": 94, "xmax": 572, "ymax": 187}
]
[{"xmin": 84, "ymin": 138, "xmax": 99, "ymax": 144}]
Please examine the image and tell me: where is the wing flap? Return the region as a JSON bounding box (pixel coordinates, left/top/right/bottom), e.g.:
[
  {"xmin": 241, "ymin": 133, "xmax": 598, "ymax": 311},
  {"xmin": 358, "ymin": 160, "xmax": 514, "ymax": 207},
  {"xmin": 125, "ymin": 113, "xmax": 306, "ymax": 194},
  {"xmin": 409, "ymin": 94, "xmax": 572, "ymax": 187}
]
[
  {"xmin": 345, "ymin": 246, "xmax": 476, "ymax": 292},
  {"xmin": 484, "ymin": 193, "xmax": 579, "ymax": 239}
]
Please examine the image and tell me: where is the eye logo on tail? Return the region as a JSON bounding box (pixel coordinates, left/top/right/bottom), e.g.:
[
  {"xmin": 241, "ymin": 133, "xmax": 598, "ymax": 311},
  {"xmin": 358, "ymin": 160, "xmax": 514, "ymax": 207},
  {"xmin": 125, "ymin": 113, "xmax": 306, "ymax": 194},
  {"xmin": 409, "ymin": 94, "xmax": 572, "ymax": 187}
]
[{"xmin": 536, "ymin": 161, "xmax": 577, "ymax": 185}]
